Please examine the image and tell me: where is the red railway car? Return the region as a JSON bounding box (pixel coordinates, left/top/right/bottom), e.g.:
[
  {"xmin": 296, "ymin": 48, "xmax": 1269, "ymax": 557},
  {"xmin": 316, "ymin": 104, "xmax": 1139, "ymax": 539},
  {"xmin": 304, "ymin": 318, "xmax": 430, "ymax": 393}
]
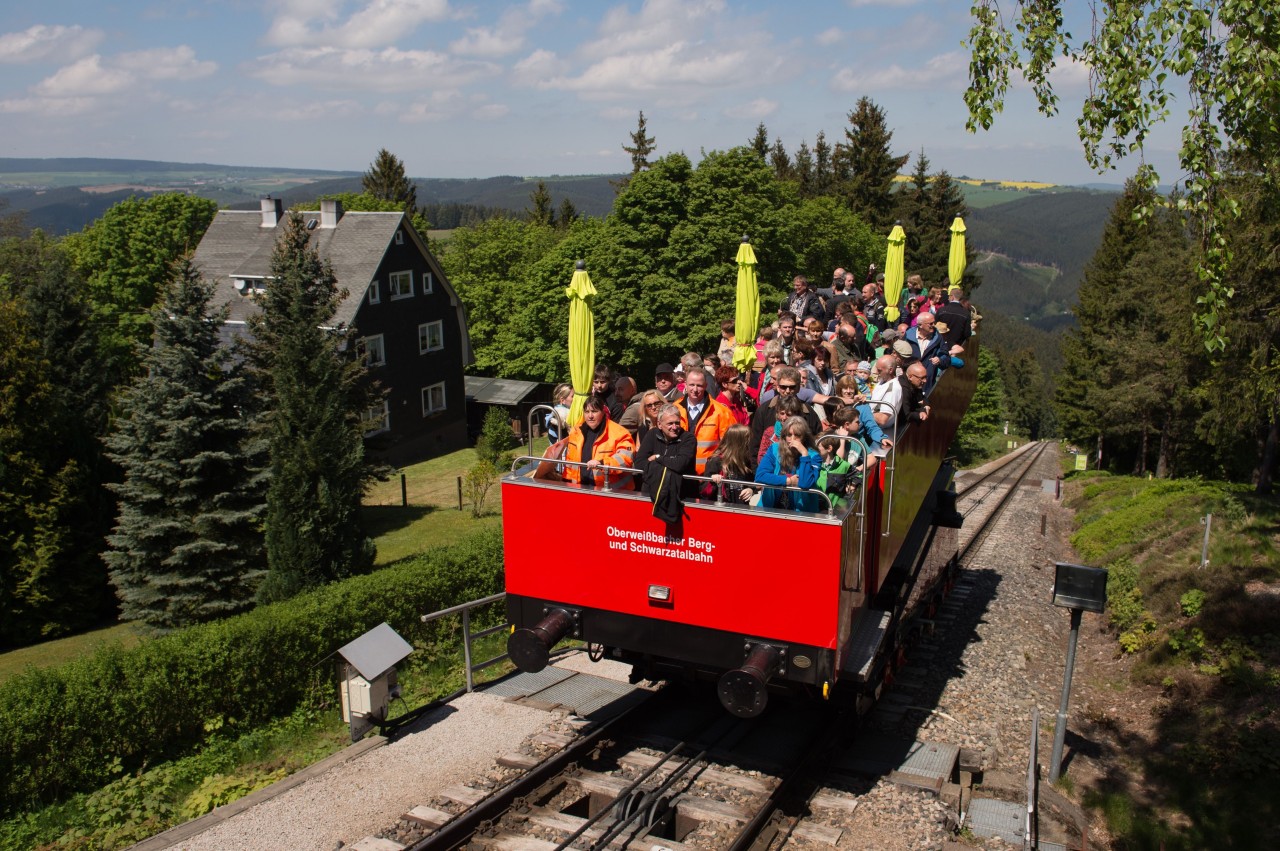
[{"xmin": 504, "ymin": 341, "xmax": 978, "ymax": 716}]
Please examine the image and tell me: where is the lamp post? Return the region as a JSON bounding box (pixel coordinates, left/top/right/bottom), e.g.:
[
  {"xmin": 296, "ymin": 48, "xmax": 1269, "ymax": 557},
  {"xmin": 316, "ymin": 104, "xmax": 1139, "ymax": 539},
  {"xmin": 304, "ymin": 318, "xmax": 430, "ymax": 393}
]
[{"xmin": 1048, "ymin": 562, "xmax": 1108, "ymax": 783}]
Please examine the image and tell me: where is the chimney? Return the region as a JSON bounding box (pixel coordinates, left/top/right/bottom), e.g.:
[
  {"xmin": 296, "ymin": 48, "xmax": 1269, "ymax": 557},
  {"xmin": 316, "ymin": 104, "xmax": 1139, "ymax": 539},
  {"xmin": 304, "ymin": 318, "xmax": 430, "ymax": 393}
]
[
  {"xmin": 260, "ymin": 196, "xmax": 283, "ymax": 228},
  {"xmin": 320, "ymin": 199, "xmax": 344, "ymax": 229}
]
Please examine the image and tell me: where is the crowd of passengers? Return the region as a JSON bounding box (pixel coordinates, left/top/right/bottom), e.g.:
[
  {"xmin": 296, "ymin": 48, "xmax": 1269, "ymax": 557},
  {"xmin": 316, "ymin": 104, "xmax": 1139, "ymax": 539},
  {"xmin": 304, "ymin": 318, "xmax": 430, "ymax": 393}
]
[{"xmin": 542, "ymin": 266, "xmax": 979, "ymax": 514}]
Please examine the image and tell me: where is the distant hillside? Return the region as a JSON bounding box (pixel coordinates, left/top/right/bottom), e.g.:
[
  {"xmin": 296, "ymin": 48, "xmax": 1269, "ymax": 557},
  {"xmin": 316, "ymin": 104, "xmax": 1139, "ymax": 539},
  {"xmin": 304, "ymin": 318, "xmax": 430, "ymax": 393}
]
[{"xmin": 966, "ymin": 190, "xmax": 1116, "ymax": 324}]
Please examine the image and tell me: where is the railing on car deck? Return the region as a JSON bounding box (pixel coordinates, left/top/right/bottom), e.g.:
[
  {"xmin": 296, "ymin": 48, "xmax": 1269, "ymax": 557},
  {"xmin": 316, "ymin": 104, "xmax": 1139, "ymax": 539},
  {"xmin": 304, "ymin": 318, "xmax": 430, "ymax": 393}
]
[
  {"xmin": 419, "ymin": 591, "xmax": 510, "ymax": 693},
  {"xmin": 525, "ymin": 404, "xmax": 566, "ymax": 454},
  {"xmin": 816, "ymin": 433, "xmax": 871, "ymax": 584},
  {"xmin": 863, "ymin": 398, "xmax": 900, "ymax": 537},
  {"xmin": 507, "ymin": 456, "xmax": 839, "ymax": 515}
]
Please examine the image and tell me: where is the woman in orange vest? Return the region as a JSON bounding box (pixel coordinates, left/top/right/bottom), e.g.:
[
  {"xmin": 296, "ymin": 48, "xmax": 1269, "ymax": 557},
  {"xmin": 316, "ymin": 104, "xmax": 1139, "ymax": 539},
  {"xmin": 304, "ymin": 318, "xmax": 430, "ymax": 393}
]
[{"xmin": 563, "ymin": 397, "xmax": 635, "ymax": 490}]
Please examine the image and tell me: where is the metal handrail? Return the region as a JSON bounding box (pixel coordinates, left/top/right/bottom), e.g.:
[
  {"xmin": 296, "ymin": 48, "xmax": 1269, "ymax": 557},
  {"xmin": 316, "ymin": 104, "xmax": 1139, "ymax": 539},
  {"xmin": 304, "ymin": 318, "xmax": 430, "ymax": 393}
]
[
  {"xmin": 525, "ymin": 404, "xmax": 566, "ymax": 453},
  {"xmin": 507, "ymin": 455, "xmax": 837, "ymax": 514},
  {"xmin": 420, "ymin": 591, "xmax": 509, "ymax": 692},
  {"xmin": 816, "ymin": 434, "xmax": 871, "ymax": 584},
  {"xmin": 864, "ymin": 398, "xmax": 900, "ymax": 537}
]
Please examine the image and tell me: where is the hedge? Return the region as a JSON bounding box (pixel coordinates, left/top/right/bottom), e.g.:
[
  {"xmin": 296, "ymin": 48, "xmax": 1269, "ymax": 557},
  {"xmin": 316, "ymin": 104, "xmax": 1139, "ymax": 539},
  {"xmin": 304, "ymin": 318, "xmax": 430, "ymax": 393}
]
[{"xmin": 0, "ymin": 528, "xmax": 503, "ymax": 816}]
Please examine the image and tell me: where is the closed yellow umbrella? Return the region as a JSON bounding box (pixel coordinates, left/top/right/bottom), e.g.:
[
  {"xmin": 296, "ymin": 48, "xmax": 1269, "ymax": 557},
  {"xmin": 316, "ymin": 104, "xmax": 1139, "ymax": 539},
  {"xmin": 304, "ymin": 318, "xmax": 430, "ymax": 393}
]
[
  {"xmin": 948, "ymin": 216, "xmax": 967, "ymax": 289},
  {"xmin": 883, "ymin": 223, "xmax": 906, "ymax": 324},
  {"xmin": 564, "ymin": 259, "xmax": 596, "ymax": 428},
  {"xmin": 732, "ymin": 237, "xmax": 760, "ymax": 375}
]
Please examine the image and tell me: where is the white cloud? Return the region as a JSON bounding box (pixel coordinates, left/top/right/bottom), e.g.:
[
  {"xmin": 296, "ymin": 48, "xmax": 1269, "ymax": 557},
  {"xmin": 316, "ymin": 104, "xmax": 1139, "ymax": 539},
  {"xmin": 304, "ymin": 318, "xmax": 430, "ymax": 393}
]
[
  {"xmin": 585, "ymin": 0, "xmax": 726, "ymax": 60},
  {"xmin": 0, "ymin": 24, "xmax": 102, "ymax": 63},
  {"xmin": 116, "ymin": 45, "xmax": 217, "ymax": 81},
  {"xmin": 34, "ymin": 55, "xmax": 133, "ymax": 97},
  {"xmin": 248, "ymin": 46, "xmax": 500, "ymax": 92},
  {"xmin": 472, "ymin": 102, "xmax": 509, "ymax": 120},
  {"xmin": 275, "ymin": 99, "xmax": 364, "ymax": 120},
  {"xmin": 265, "ymin": 0, "xmax": 452, "ymax": 48},
  {"xmin": 723, "ymin": 98, "xmax": 777, "ymax": 119},
  {"xmin": 832, "ymin": 49, "xmax": 967, "ymax": 91},
  {"xmin": 399, "ymin": 89, "xmax": 465, "ymax": 121},
  {"xmin": 540, "ymin": 41, "xmax": 779, "ymax": 103},
  {"xmin": 451, "ymin": 0, "xmax": 564, "ymax": 58},
  {"xmin": 512, "ymin": 48, "xmax": 570, "ymax": 84},
  {"xmin": 0, "ymin": 95, "xmax": 94, "ymax": 115},
  {"xmin": 815, "ymin": 27, "xmax": 844, "ymax": 47}
]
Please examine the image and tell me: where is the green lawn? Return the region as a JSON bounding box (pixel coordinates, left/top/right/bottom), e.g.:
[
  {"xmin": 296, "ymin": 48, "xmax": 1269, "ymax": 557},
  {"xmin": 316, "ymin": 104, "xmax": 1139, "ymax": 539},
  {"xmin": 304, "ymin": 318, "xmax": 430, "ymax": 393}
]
[{"xmin": 0, "ymin": 622, "xmax": 145, "ymax": 685}]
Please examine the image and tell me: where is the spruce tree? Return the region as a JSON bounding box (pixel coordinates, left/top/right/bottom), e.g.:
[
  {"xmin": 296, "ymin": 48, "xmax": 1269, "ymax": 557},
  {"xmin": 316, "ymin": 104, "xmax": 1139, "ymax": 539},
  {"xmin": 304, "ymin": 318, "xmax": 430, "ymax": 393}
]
[
  {"xmin": 362, "ymin": 148, "xmax": 418, "ymax": 212},
  {"xmin": 769, "ymin": 138, "xmax": 792, "ymax": 181},
  {"xmin": 622, "ymin": 111, "xmax": 656, "ymax": 174},
  {"xmin": 835, "ymin": 96, "xmax": 910, "ymax": 230},
  {"xmin": 557, "ymin": 197, "xmax": 579, "ymax": 229},
  {"xmin": 248, "ymin": 213, "xmax": 376, "ymax": 602},
  {"xmin": 812, "ymin": 131, "xmax": 834, "ymax": 196},
  {"xmin": 749, "ymin": 123, "xmax": 770, "ymax": 160},
  {"xmin": 528, "ymin": 181, "xmax": 555, "ymax": 226},
  {"xmin": 103, "ymin": 260, "xmax": 266, "ymax": 629},
  {"xmin": 793, "ymin": 140, "xmax": 815, "ymax": 197}
]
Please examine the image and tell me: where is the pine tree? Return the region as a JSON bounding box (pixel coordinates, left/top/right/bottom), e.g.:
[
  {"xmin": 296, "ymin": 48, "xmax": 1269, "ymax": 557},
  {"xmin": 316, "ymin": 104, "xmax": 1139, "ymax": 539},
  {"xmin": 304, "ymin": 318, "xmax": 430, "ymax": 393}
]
[
  {"xmin": 528, "ymin": 181, "xmax": 555, "ymax": 226},
  {"xmin": 361, "ymin": 148, "xmax": 418, "ymax": 212},
  {"xmin": 622, "ymin": 111, "xmax": 656, "ymax": 174},
  {"xmin": 248, "ymin": 213, "xmax": 377, "ymax": 602},
  {"xmin": 835, "ymin": 96, "xmax": 909, "ymax": 230},
  {"xmin": 749, "ymin": 123, "xmax": 770, "ymax": 160},
  {"xmin": 103, "ymin": 260, "xmax": 266, "ymax": 629}
]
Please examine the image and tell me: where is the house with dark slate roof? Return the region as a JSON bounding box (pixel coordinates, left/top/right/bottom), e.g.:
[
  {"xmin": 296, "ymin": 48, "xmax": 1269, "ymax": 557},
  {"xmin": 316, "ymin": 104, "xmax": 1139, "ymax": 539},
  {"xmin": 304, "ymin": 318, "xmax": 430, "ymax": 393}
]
[{"xmin": 192, "ymin": 197, "xmax": 472, "ymax": 463}]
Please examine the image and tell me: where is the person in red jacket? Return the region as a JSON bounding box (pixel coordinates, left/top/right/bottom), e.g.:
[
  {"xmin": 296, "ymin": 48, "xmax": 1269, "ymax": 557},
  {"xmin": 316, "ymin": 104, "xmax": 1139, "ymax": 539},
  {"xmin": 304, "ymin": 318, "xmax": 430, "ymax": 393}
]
[{"xmin": 563, "ymin": 397, "xmax": 635, "ymax": 490}]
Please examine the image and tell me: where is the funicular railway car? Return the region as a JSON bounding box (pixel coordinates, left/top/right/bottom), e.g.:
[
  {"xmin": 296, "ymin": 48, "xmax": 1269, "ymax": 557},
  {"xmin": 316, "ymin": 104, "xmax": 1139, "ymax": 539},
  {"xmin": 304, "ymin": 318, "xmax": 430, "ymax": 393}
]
[{"xmin": 503, "ymin": 339, "xmax": 978, "ymax": 717}]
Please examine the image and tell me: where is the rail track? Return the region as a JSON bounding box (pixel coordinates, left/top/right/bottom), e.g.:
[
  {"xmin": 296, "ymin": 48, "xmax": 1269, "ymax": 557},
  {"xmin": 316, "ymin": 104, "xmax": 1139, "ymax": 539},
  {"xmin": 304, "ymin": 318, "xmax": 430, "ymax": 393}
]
[{"xmin": 349, "ymin": 442, "xmax": 1070, "ymax": 850}]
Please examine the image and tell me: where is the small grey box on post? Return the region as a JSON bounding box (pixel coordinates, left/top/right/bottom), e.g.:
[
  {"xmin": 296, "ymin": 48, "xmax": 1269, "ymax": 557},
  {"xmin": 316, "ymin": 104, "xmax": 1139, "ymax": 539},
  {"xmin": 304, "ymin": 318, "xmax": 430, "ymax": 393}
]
[
  {"xmin": 336, "ymin": 622, "xmax": 414, "ymax": 742},
  {"xmin": 1052, "ymin": 562, "xmax": 1108, "ymax": 612}
]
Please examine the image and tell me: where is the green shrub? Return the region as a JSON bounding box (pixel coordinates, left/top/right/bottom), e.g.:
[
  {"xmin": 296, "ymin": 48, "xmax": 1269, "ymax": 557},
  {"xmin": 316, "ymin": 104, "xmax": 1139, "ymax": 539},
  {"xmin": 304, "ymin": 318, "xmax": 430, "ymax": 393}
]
[
  {"xmin": 0, "ymin": 528, "xmax": 503, "ymax": 817},
  {"xmin": 1180, "ymin": 589, "xmax": 1206, "ymax": 618}
]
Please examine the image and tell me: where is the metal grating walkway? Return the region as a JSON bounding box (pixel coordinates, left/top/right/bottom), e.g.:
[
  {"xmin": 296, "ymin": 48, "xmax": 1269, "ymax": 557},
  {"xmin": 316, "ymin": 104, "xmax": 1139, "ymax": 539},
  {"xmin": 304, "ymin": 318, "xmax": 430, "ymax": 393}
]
[
  {"xmin": 837, "ymin": 737, "xmax": 959, "ymax": 785},
  {"xmin": 480, "ymin": 666, "xmax": 642, "ymax": 720},
  {"xmin": 968, "ymin": 797, "xmax": 1026, "ymax": 845}
]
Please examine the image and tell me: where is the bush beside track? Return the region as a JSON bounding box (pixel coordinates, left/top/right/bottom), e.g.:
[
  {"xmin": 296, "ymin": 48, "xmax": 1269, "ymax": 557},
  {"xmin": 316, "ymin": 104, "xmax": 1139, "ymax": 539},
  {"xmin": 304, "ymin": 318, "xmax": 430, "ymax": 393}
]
[{"xmin": 0, "ymin": 529, "xmax": 503, "ymax": 816}]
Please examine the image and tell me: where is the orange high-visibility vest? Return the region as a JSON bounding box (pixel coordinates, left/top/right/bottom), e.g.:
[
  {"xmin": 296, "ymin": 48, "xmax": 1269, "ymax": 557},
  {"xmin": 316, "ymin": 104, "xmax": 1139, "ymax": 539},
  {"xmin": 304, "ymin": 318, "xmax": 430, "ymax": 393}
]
[
  {"xmin": 678, "ymin": 398, "xmax": 733, "ymax": 475},
  {"xmin": 563, "ymin": 420, "xmax": 635, "ymax": 490}
]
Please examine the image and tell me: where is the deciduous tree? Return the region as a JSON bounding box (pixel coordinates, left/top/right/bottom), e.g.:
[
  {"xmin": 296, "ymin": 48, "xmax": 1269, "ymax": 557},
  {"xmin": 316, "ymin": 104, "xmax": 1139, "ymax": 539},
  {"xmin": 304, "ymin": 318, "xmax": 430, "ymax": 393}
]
[
  {"xmin": 64, "ymin": 193, "xmax": 217, "ymax": 382},
  {"xmin": 964, "ymin": 0, "xmax": 1280, "ymax": 350}
]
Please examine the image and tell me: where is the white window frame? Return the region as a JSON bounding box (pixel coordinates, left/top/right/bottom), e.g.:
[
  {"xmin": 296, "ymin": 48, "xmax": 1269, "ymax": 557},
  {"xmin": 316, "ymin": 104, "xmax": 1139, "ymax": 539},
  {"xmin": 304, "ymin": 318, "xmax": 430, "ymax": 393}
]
[
  {"xmin": 419, "ymin": 320, "xmax": 444, "ymax": 354},
  {"xmin": 421, "ymin": 271, "xmax": 434, "ymax": 294},
  {"xmin": 357, "ymin": 334, "xmax": 386, "ymax": 368},
  {"xmin": 367, "ymin": 280, "xmax": 380, "ymax": 305},
  {"xmin": 389, "ymin": 270, "xmax": 413, "ymax": 300},
  {"xmin": 395, "ymin": 229, "xmax": 405, "ymax": 245},
  {"xmin": 361, "ymin": 400, "xmax": 390, "ymax": 435},
  {"xmin": 422, "ymin": 382, "xmax": 446, "ymax": 415}
]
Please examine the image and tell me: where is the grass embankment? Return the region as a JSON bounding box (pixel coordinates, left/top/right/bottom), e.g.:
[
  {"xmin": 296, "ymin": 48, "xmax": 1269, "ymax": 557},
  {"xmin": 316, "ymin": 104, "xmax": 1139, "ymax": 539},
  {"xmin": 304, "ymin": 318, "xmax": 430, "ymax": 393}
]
[{"xmin": 1064, "ymin": 473, "xmax": 1280, "ymax": 850}]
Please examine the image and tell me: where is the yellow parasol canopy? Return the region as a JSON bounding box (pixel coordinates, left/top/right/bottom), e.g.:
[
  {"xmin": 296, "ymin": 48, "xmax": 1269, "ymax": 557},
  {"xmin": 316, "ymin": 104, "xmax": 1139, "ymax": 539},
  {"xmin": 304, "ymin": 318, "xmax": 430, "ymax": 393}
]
[
  {"xmin": 564, "ymin": 260, "xmax": 596, "ymax": 428},
  {"xmin": 883, "ymin": 223, "xmax": 906, "ymax": 324},
  {"xmin": 732, "ymin": 237, "xmax": 760, "ymax": 375},
  {"xmin": 948, "ymin": 216, "xmax": 967, "ymax": 289}
]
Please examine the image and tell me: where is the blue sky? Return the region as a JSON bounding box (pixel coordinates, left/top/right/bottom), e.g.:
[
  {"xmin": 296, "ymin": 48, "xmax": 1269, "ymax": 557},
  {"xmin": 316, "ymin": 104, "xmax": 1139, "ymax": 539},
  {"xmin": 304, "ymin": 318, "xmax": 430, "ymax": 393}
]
[{"xmin": 0, "ymin": 0, "xmax": 1183, "ymax": 185}]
